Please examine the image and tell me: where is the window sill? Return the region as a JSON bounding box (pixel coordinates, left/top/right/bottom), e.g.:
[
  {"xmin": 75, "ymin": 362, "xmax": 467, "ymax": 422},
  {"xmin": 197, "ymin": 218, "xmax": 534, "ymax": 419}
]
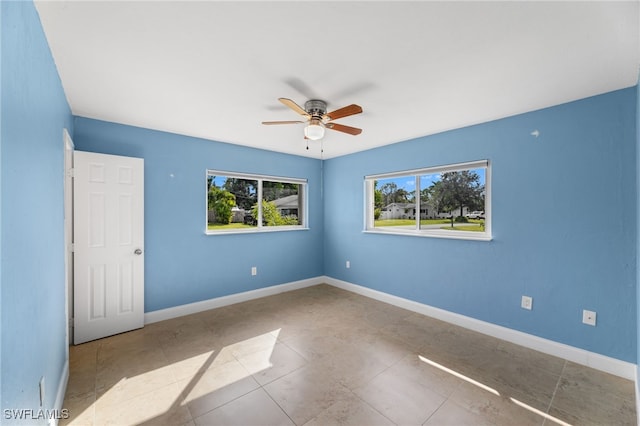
[
  {"xmin": 363, "ymin": 228, "xmax": 492, "ymax": 241},
  {"xmin": 205, "ymin": 226, "xmax": 309, "ymax": 236}
]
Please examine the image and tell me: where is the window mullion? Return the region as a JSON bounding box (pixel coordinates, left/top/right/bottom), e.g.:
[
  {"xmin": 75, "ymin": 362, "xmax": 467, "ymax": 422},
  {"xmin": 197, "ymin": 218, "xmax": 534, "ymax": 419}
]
[
  {"xmin": 257, "ymin": 180, "xmax": 263, "ymax": 228},
  {"xmin": 415, "ymin": 175, "xmax": 420, "ymax": 230}
]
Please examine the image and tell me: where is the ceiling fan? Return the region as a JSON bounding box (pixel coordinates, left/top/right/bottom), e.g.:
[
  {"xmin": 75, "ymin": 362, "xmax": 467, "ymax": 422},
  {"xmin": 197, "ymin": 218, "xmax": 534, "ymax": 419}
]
[{"xmin": 262, "ymin": 98, "xmax": 363, "ymax": 140}]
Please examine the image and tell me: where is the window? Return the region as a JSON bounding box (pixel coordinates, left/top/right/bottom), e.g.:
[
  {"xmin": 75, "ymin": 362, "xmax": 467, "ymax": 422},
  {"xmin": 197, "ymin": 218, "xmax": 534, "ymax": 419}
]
[
  {"xmin": 206, "ymin": 170, "xmax": 307, "ymax": 234},
  {"xmin": 365, "ymin": 160, "xmax": 491, "ymax": 240}
]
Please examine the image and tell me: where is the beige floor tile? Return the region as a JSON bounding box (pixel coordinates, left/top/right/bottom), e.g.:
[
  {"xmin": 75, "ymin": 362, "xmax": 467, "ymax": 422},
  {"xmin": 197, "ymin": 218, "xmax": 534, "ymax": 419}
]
[
  {"xmin": 385, "ymin": 353, "xmax": 464, "ymax": 398},
  {"xmin": 448, "ymin": 381, "xmax": 544, "ymax": 426},
  {"xmin": 97, "ymin": 326, "xmax": 164, "ymax": 357},
  {"xmin": 548, "ymin": 361, "xmax": 637, "ymax": 425},
  {"xmin": 208, "ymin": 312, "xmax": 286, "ymax": 346},
  {"xmin": 353, "ymin": 331, "xmax": 417, "ymax": 367},
  {"xmin": 94, "ymin": 382, "xmax": 191, "ymax": 426},
  {"xmin": 302, "ymin": 394, "xmax": 395, "ymax": 426},
  {"xmin": 279, "ymin": 330, "xmax": 355, "ymax": 362},
  {"xmin": 475, "ymin": 352, "xmax": 561, "ymax": 411},
  {"xmin": 179, "ymin": 359, "xmax": 260, "ymax": 419},
  {"xmin": 264, "ymin": 364, "xmax": 355, "ymax": 425},
  {"xmin": 236, "ymin": 341, "xmax": 308, "ymax": 386},
  {"xmin": 69, "ymin": 341, "xmax": 99, "ymax": 371},
  {"xmin": 65, "ymin": 370, "xmax": 96, "ymax": 402},
  {"xmin": 379, "ymin": 316, "xmax": 445, "ymax": 350},
  {"xmin": 224, "ymin": 330, "xmax": 278, "ymax": 359},
  {"xmin": 95, "ymin": 362, "xmax": 177, "ymax": 408},
  {"xmin": 495, "ymin": 341, "xmax": 566, "ymax": 376},
  {"xmin": 354, "ymin": 366, "xmax": 447, "ymax": 425},
  {"xmin": 165, "ymin": 347, "xmax": 237, "ymax": 382},
  {"xmin": 311, "ymin": 345, "xmax": 392, "ymax": 390},
  {"xmin": 424, "ymin": 398, "xmax": 494, "ymax": 426},
  {"xmin": 418, "ymin": 329, "xmax": 499, "ymax": 378},
  {"xmin": 60, "ymin": 392, "xmax": 95, "ymax": 426},
  {"xmin": 193, "ymin": 388, "xmax": 294, "ymax": 426},
  {"xmin": 96, "ymin": 346, "xmax": 172, "ymax": 391}
]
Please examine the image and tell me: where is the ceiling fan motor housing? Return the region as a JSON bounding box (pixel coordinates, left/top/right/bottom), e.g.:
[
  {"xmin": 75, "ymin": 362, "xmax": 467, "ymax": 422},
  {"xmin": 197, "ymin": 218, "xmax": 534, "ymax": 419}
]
[{"xmin": 305, "ymin": 100, "xmax": 327, "ymax": 118}]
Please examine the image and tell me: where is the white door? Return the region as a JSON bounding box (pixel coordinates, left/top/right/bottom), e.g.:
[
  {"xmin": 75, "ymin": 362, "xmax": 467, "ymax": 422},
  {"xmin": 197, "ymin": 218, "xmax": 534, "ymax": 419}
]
[{"xmin": 73, "ymin": 151, "xmax": 144, "ymax": 344}]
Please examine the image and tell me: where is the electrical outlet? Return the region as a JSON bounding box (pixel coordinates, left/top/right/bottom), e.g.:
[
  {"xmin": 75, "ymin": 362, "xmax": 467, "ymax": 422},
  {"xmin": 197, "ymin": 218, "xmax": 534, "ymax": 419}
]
[
  {"xmin": 39, "ymin": 376, "xmax": 45, "ymax": 407},
  {"xmin": 251, "ymin": 266, "xmax": 257, "ymax": 276},
  {"xmin": 583, "ymin": 310, "xmax": 596, "ymax": 326},
  {"xmin": 346, "ymin": 260, "xmax": 350, "ymax": 269},
  {"xmin": 521, "ymin": 295, "xmax": 533, "ymax": 310}
]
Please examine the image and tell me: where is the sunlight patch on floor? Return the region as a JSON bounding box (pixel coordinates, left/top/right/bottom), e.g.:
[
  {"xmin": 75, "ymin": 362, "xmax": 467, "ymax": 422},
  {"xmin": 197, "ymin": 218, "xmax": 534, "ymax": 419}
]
[
  {"xmin": 418, "ymin": 355, "xmax": 500, "ymax": 396},
  {"xmin": 418, "ymin": 355, "xmax": 573, "ymax": 426},
  {"xmin": 509, "ymin": 397, "xmax": 571, "ymax": 426}
]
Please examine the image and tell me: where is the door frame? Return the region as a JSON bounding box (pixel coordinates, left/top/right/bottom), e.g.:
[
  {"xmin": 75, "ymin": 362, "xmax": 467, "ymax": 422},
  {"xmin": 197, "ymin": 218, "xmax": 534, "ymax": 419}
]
[{"xmin": 64, "ymin": 128, "xmax": 74, "ymax": 350}]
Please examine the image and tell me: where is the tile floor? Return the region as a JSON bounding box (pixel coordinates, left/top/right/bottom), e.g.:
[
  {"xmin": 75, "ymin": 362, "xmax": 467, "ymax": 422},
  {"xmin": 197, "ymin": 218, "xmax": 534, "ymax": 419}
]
[{"xmin": 62, "ymin": 284, "xmax": 637, "ymax": 426}]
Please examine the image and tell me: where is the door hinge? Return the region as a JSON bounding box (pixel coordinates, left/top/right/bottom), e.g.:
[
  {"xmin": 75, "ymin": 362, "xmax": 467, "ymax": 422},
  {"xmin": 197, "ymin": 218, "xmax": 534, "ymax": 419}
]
[
  {"xmin": 67, "ymin": 168, "xmax": 74, "ymax": 178},
  {"xmin": 70, "ymin": 243, "xmax": 75, "ymax": 252}
]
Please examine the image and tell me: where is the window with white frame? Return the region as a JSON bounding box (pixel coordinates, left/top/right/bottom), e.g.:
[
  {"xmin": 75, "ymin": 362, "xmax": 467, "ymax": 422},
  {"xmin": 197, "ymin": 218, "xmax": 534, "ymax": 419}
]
[
  {"xmin": 206, "ymin": 170, "xmax": 307, "ymax": 234},
  {"xmin": 364, "ymin": 160, "xmax": 491, "ymax": 240}
]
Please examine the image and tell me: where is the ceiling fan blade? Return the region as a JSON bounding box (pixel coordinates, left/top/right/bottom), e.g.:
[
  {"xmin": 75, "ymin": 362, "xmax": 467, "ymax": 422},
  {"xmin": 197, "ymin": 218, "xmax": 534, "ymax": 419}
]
[
  {"xmin": 324, "ymin": 104, "xmax": 363, "ymax": 121},
  {"xmin": 326, "ymin": 122, "xmax": 362, "ymax": 135},
  {"xmin": 279, "ymin": 98, "xmax": 310, "ymax": 118},
  {"xmin": 262, "ymin": 120, "xmax": 305, "ymax": 125}
]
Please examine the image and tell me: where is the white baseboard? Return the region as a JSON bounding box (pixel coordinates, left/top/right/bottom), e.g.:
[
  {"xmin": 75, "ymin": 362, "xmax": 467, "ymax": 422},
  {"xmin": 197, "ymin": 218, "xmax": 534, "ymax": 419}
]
[
  {"xmin": 635, "ymin": 367, "xmax": 640, "ymax": 426},
  {"xmin": 51, "ymin": 360, "xmax": 69, "ymax": 426},
  {"xmin": 144, "ymin": 276, "xmax": 324, "ymax": 324},
  {"xmin": 324, "ymin": 276, "xmax": 637, "ymax": 381}
]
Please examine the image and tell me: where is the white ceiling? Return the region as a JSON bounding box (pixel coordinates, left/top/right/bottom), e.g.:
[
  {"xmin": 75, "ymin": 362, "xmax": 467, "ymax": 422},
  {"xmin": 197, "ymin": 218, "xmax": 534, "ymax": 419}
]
[{"xmin": 35, "ymin": 1, "xmax": 639, "ymax": 159}]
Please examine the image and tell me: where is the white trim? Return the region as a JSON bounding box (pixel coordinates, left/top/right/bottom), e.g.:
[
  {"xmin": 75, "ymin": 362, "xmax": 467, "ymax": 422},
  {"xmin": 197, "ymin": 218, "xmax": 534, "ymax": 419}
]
[
  {"xmin": 365, "ymin": 159, "xmax": 489, "ymax": 180},
  {"xmin": 144, "ymin": 276, "xmax": 323, "ymax": 324},
  {"xmin": 363, "ymin": 229, "xmax": 492, "ymax": 241},
  {"xmin": 50, "ymin": 361, "xmax": 69, "ymax": 426},
  {"xmin": 324, "ymin": 276, "xmax": 637, "ymax": 380},
  {"xmin": 207, "ymin": 169, "xmax": 307, "ymax": 185},
  {"xmin": 205, "ymin": 226, "xmax": 309, "ymax": 236},
  {"xmin": 635, "ymin": 367, "xmax": 640, "ymax": 426},
  {"xmin": 63, "ymin": 128, "xmax": 74, "ymax": 364}
]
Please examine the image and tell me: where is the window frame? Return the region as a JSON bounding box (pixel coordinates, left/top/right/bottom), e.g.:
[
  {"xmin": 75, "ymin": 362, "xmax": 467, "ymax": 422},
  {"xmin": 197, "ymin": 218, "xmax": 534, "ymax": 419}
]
[
  {"xmin": 364, "ymin": 160, "xmax": 491, "ymax": 241},
  {"xmin": 206, "ymin": 170, "xmax": 308, "ymax": 235}
]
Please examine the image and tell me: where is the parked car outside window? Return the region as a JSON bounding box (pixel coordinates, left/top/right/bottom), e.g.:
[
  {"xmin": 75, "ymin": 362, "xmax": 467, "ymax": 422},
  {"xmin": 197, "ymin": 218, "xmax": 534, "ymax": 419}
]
[{"xmin": 467, "ymin": 211, "xmax": 485, "ymax": 219}]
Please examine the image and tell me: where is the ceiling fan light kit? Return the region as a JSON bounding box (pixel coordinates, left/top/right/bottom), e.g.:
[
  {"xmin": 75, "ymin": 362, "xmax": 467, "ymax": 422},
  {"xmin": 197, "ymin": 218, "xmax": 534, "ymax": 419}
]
[
  {"xmin": 304, "ymin": 120, "xmax": 325, "ymax": 140},
  {"xmin": 262, "ymin": 97, "xmax": 363, "ymax": 143}
]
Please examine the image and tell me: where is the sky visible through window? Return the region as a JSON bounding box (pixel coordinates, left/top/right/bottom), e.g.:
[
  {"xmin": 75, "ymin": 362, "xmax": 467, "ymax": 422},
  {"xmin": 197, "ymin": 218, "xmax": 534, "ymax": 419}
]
[{"xmin": 386, "ymin": 168, "xmax": 486, "ymax": 194}]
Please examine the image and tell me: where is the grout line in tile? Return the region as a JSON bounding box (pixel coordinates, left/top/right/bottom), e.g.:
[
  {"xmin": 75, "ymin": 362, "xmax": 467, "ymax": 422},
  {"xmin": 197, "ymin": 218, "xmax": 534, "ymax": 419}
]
[
  {"xmin": 261, "ymin": 383, "xmax": 299, "ymax": 426},
  {"xmin": 351, "ymin": 389, "xmax": 400, "ymax": 426},
  {"xmin": 544, "ymin": 359, "xmax": 567, "ymax": 423}
]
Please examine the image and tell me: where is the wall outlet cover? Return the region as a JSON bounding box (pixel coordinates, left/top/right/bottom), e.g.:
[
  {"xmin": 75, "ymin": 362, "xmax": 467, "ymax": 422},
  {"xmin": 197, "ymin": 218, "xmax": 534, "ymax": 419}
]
[
  {"xmin": 39, "ymin": 376, "xmax": 45, "ymax": 407},
  {"xmin": 583, "ymin": 309, "xmax": 596, "ymax": 326},
  {"xmin": 521, "ymin": 295, "xmax": 533, "ymax": 310}
]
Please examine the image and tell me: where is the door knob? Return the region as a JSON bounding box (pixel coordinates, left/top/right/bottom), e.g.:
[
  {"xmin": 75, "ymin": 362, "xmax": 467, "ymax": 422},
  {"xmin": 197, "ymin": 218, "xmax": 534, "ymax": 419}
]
[{"xmin": 134, "ymin": 248, "xmax": 143, "ymax": 255}]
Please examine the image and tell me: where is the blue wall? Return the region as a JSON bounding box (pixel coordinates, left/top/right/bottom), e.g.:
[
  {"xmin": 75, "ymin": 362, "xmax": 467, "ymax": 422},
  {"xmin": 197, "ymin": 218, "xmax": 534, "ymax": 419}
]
[
  {"xmin": 324, "ymin": 88, "xmax": 637, "ymax": 362},
  {"xmin": 637, "ymin": 80, "xmax": 640, "ymax": 369},
  {"xmin": 1, "ymin": 1, "xmax": 73, "ymax": 422},
  {"xmin": 73, "ymin": 118, "xmax": 324, "ymax": 312}
]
